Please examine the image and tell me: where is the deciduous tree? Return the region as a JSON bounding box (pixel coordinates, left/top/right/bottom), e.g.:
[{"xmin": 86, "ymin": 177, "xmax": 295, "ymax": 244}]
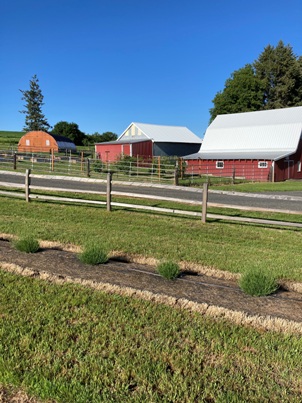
[
  {"xmin": 52, "ymin": 121, "xmax": 86, "ymax": 145},
  {"xmin": 210, "ymin": 41, "xmax": 302, "ymax": 122},
  {"xmin": 83, "ymin": 132, "xmax": 118, "ymax": 146},
  {"xmin": 210, "ymin": 64, "xmax": 263, "ymax": 121}
]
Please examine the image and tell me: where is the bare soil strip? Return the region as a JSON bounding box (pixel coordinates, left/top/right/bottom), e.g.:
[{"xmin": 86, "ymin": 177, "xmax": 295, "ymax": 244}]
[{"xmin": 1, "ymin": 238, "xmax": 302, "ymax": 334}]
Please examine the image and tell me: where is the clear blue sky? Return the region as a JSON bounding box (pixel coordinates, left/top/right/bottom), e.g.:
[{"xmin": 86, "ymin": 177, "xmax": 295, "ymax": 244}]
[{"xmin": 1, "ymin": 0, "xmax": 301, "ymax": 138}]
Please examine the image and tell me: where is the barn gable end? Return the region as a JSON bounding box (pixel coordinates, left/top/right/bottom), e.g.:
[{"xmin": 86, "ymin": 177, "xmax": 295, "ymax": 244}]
[{"xmin": 95, "ymin": 122, "xmax": 202, "ymax": 160}]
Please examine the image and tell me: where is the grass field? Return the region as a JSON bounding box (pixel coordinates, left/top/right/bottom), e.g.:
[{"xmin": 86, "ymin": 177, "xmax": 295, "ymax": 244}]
[
  {"xmin": 0, "ymin": 130, "xmax": 24, "ymax": 147},
  {"xmin": 1, "ymin": 182, "xmax": 302, "ymax": 401},
  {"xmin": 1, "ymin": 193, "xmax": 302, "ymax": 281},
  {"xmin": 213, "ymin": 180, "xmax": 302, "ymax": 193},
  {"xmin": 1, "ymin": 270, "xmax": 302, "ymax": 402},
  {"xmin": 180, "ymin": 175, "xmax": 302, "ymax": 192}
]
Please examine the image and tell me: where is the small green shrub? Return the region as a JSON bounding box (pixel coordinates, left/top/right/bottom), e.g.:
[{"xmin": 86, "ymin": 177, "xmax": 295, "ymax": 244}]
[
  {"xmin": 157, "ymin": 261, "xmax": 180, "ymax": 280},
  {"xmin": 79, "ymin": 244, "xmax": 109, "ymax": 265},
  {"xmin": 92, "ymin": 160, "xmax": 104, "ymax": 173},
  {"xmin": 239, "ymin": 268, "xmax": 279, "ymax": 296},
  {"xmin": 14, "ymin": 237, "xmax": 40, "ymax": 253}
]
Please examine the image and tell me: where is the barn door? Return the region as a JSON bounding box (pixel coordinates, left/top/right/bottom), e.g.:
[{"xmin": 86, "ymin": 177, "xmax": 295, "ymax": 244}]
[{"xmin": 284, "ymin": 160, "xmax": 294, "ymax": 180}]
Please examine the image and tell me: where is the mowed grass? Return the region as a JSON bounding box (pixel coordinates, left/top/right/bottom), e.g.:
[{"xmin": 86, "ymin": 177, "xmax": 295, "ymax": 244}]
[
  {"xmin": 1, "ymin": 270, "xmax": 302, "ymax": 402},
  {"xmin": 213, "ymin": 179, "xmax": 302, "ymax": 193},
  {"xmin": 1, "ymin": 195, "xmax": 302, "ymax": 281}
]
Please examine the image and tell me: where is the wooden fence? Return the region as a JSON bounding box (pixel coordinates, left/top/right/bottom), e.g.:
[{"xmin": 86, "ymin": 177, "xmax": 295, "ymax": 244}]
[{"xmin": 0, "ymin": 170, "xmax": 302, "ymax": 229}]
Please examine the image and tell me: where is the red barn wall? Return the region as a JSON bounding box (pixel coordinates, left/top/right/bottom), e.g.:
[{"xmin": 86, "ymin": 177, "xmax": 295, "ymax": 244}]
[
  {"xmin": 275, "ymin": 139, "xmax": 302, "ymax": 181},
  {"xmin": 132, "ymin": 141, "xmax": 153, "ymax": 158},
  {"xmin": 186, "ymin": 159, "xmax": 272, "ymax": 182},
  {"xmin": 95, "ymin": 144, "xmax": 123, "ymax": 161},
  {"xmin": 95, "ymin": 141, "xmax": 153, "ymax": 161}
]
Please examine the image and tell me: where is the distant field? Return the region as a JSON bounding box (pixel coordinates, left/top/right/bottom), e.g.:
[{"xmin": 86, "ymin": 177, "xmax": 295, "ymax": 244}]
[{"xmin": 0, "ymin": 131, "xmax": 24, "ymax": 146}]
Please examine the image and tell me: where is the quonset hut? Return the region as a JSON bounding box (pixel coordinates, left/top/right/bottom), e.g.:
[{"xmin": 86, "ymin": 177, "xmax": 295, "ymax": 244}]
[
  {"xmin": 18, "ymin": 131, "xmax": 76, "ymax": 153},
  {"xmin": 184, "ymin": 106, "xmax": 302, "ymax": 182}
]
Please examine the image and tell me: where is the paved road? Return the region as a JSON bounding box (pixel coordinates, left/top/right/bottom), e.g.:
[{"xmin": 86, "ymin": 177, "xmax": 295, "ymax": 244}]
[{"xmin": 1, "ymin": 171, "xmax": 302, "ymax": 213}]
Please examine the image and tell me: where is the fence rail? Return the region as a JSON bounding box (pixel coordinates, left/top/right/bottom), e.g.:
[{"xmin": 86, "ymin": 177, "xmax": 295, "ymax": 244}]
[{"xmin": 0, "ymin": 170, "xmax": 302, "ymax": 229}]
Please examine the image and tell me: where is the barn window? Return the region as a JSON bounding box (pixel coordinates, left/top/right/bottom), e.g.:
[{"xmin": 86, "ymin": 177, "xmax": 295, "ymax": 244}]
[
  {"xmin": 298, "ymin": 161, "xmax": 301, "ymax": 172},
  {"xmin": 25, "ymin": 139, "xmax": 30, "ymax": 146},
  {"xmin": 258, "ymin": 161, "xmax": 268, "ymax": 168},
  {"xmin": 216, "ymin": 161, "xmax": 224, "ymax": 169},
  {"xmin": 46, "ymin": 139, "xmax": 50, "ymax": 146}
]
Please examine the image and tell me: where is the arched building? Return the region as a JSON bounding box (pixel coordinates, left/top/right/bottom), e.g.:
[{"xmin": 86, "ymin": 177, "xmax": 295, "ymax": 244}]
[{"xmin": 18, "ymin": 131, "xmax": 76, "ymax": 153}]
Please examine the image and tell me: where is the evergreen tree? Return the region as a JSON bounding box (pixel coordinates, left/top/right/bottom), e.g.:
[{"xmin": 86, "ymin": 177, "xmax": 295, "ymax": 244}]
[
  {"xmin": 210, "ymin": 41, "xmax": 302, "ymax": 122},
  {"xmin": 20, "ymin": 75, "xmax": 51, "ymax": 132},
  {"xmin": 254, "ymin": 40, "xmax": 302, "ymax": 109}
]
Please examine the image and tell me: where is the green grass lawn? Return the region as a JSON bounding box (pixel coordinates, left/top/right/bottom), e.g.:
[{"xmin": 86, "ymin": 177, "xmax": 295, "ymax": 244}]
[
  {"xmin": 1, "ymin": 194, "xmax": 302, "ymax": 281},
  {"xmin": 179, "ymin": 171, "xmax": 302, "ymax": 192},
  {"xmin": 1, "ymin": 195, "xmax": 302, "ymax": 402},
  {"xmin": 1, "ymin": 270, "xmax": 302, "ymax": 402},
  {"xmin": 180, "ymin": 175, "xmax": 302, "ymax": 192},
  {"xmin": 213, "ymin": 180, "xmax": 302, "ymax": 193}
]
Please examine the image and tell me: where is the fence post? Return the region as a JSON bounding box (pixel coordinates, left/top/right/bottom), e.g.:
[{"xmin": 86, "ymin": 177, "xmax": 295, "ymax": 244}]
[
  {"xmin": 25, "ymin": 169, "xmax": 31, "ymax": 202},
  {"xmin": 107, "ymin": 171, "xmax": 112, "ymax": 212},
  {"xmin": 13, "ymin": 153, "xmax": 17, "ymax": 170},
  {"xmin": 174, "ymin": 168, "xmax": 179, "ymax": 186},
  {"xmin": 51, "ymin": 149, "xmax": 54, "ymax": 172},
  {"xmin": 81, "ymin": 152, "xmax": 84, "ymax": 172},
  {"xmin": 87, "ymin": 158, "xmax": 90, "ymax": 177},
  {"xmin": 202, "ymin": 182, "xmax": 208, "ymax": 223}
]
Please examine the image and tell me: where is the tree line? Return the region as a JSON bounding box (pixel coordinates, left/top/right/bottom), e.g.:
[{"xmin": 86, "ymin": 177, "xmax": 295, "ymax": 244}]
[
  {"xmin": 210, "ymin": 40, "xmax": 302, "ymax": 122},
  {"xmin": 19, "ymin": 75, "xmax": 117, "ymax": 146}
]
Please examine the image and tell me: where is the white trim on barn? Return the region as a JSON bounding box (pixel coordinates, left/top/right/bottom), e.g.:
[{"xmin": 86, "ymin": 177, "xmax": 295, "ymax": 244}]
[{"xmin": 118, "ymin": 122, "xmax": 202, "ymax": 144}]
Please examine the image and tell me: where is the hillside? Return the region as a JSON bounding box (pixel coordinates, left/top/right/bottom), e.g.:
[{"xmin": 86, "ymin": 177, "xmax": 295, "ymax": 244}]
[{"xmin": 0, "ymin": 131, "xmax": 24, "ymax": 147}]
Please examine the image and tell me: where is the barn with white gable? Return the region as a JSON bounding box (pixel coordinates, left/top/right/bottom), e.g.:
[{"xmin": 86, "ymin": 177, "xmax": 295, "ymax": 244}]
[
  {"xmin": 184, "ymin": 106, "xmax": 302, "ymax": 182},
  {"xmin": 95, "ymin": 122, "xmax": 202, "ymax": 161}
]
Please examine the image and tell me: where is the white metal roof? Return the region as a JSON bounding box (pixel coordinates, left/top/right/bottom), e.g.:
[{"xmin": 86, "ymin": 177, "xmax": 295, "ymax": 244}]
[
  {"xmin": 118, "ymin": 122, "xmax": 202, "ymax": 144},
  {"xmin": 186, "ymin": 106, "xmax": 302, "ymax": 160}
]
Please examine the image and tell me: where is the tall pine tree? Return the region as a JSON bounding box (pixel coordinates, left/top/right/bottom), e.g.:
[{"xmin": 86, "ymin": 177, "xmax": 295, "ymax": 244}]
[
  {"xmin": 20, "ymin": 75, "xmax": 51, "ymax": 132},
  {"xmin": 254, "ymin": 41, "xmax": 302, "ymax": 109}
]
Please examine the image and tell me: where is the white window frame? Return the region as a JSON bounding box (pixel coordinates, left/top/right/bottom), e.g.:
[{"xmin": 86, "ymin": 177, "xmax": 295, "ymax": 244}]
[
  {"xmin": 46, "ymin": 139, "xmax": 50, "ymax": 146},
  {"xmin": 298, "ymin": 161, "xmax": 301, "ymax": 173},
  {"xmin": 258, "ymin": 161, "xmax": 268, "ymax": 169},
  {"xmin": 25, "ymin": 139, "xmax": 30, "ymax": 146},
  {"xmin": 216, "ymin": 161, "xmax": 224, "ymax": 169}
]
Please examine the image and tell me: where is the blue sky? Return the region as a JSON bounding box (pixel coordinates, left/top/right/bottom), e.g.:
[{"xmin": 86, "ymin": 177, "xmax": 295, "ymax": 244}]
[{"xmin": 1, "ymin": 0, "xmax": 301, "ymax": 138}]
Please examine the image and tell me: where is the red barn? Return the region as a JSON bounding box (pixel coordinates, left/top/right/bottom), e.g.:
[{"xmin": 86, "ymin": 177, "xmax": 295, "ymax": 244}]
[
  {"xmin": 184, "ymin": 106, "xmax": 302, "ymax": 182},
  {"xmin": 95, "ymin": 122, "xmax": 201, "ymax": 161}
]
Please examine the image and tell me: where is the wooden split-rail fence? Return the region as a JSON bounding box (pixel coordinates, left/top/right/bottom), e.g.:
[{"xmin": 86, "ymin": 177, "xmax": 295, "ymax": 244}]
[{"xmin": 0, "ymin": 169, "xmax": 302, "ymax": 229}]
